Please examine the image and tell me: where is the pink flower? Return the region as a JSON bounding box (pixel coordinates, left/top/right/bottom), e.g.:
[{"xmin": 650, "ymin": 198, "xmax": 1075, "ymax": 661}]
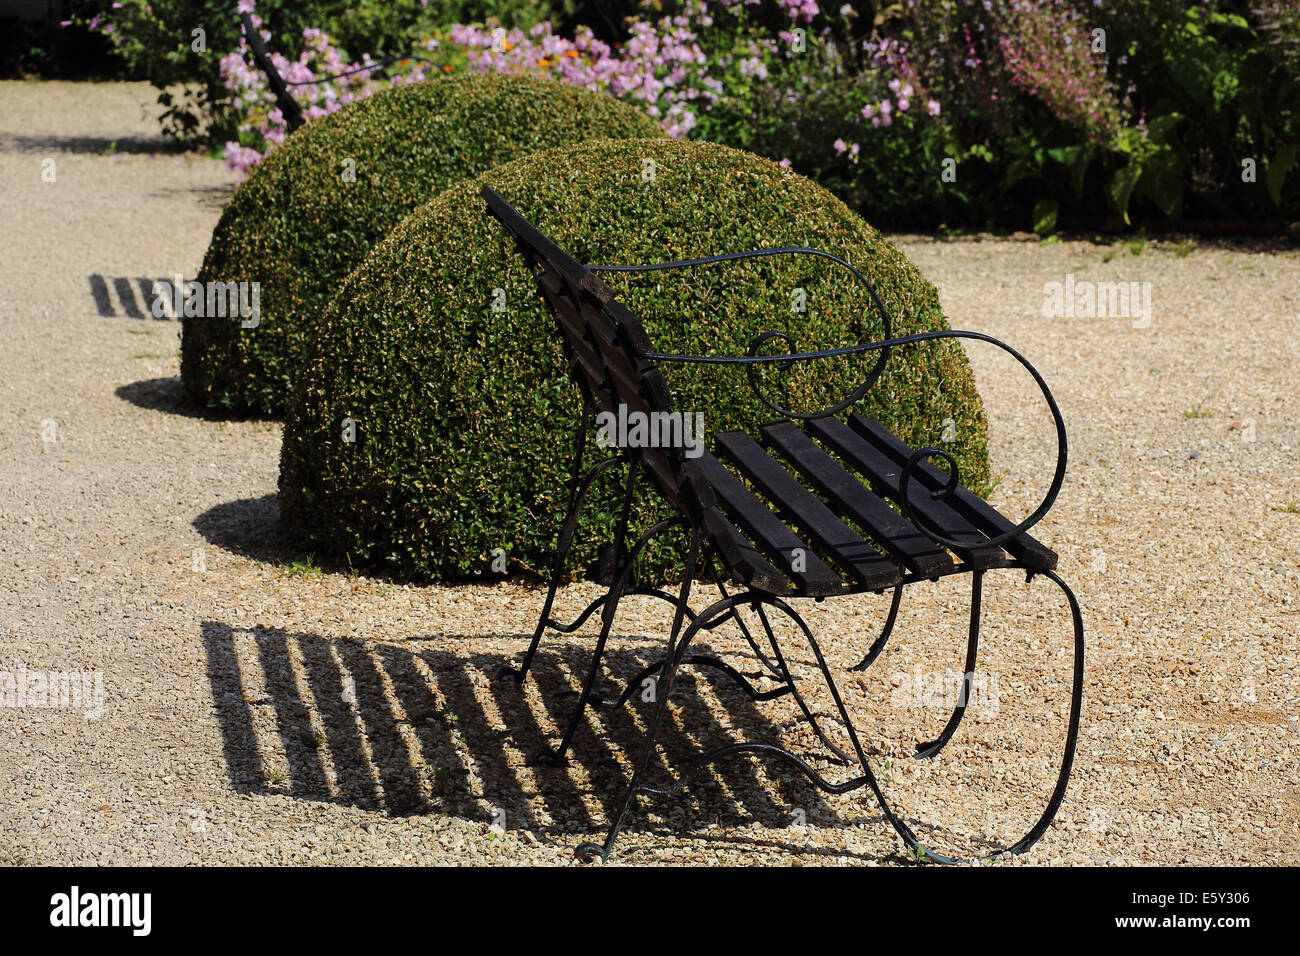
[{"xmin": 927, "ymin": 99, "xmax": 941, "ymax": 116}]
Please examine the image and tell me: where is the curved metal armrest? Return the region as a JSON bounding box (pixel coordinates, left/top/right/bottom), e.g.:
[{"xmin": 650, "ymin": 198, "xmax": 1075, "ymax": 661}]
[
  {"xmin": 652, "ymin": 328, "xmax": 1069, "ymax": 552},
  {"xmin": 590, "ymin": 248, "xmax": 894, "ymax": 420}
]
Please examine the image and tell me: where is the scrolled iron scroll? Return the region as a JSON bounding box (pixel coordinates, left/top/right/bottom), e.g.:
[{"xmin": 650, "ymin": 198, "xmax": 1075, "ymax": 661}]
[{"xmin": 589, "ymin": 247, "xmax": 894, "ymax": 420}]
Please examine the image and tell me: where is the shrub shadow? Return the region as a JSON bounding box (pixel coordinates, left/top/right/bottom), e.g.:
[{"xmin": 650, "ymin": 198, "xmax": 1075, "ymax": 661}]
[
  {"xmin": 192, "ymin": 494, "xmax": 298, "ymax": 566},
  {"xmin": 115, "ymin": 376, "xmax": 277, "ymax": 422}
]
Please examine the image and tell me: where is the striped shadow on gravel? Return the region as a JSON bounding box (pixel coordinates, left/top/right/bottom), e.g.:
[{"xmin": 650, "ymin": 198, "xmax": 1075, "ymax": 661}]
[{"xmin": 199, "ymin": 621, "xmax": 887, "ymax": 854}]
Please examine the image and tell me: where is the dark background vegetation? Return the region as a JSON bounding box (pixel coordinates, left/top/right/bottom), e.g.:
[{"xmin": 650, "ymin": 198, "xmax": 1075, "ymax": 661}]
[{"xmin": 5, "ymin": 1, "xmax": 1296, "ymax": 234}]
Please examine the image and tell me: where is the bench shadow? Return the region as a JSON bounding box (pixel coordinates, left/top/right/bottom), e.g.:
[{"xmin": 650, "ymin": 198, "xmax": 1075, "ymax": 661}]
[
  {"xmin": 200, "ymin": 620, "xmax": 898, "ymax": 861},
  {"xmin": 89, "ymin": 275, "xmax": 178, "ymax": 320},
  {"xmin": 0, "ymin": 133, "xmax": 185, "ymax": 155},
  {"xmin": 152, "ymin": 183, "xmax": 237, "ymax": 210}
]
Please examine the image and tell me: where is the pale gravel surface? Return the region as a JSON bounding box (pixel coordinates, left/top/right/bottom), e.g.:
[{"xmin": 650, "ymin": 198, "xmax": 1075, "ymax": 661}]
[{"xmin": 1, "ymin": 81, "xmax": 1297, "ymax": 867}]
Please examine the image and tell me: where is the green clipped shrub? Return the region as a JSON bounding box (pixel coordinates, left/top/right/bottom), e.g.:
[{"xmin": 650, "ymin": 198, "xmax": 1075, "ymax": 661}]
[
  {"xmin": 181, "ymin": 73, "xmax": 664, "ymax": 414},
  {"xmin": 279, "ymin": 138, "xmax": 991, "ymax": 583}
]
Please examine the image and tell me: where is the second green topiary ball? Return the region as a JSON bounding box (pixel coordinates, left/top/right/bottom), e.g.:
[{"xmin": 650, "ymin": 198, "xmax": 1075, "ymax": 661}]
[
  {"xmin": 181, "ymin": 74, "xmax": 665, "ymax": 415},
  {"xmin": 279, "ymin": 138, "xmax": 992, "ymax": 583}
]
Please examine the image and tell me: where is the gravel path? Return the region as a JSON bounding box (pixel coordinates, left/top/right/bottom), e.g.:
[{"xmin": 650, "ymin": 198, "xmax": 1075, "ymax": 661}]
[{"xmin": 1, "ymin": 81, "xmax": 1296, "ymax": 866}]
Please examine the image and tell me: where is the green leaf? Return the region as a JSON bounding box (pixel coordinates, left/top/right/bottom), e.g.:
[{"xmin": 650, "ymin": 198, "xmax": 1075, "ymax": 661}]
[
  {"xmin": 1002, "ymin": 154, "xmax": 1038, "ymax": 190},
  {"xmin": 1109, "ymin": 163, "xmax": 1143, "ymax": 225},
  {"xmin": 1047, "ymin": 144, "xmax": 1096, "ymax": 198},
  {"xmin": 1135, "ymin": 147, "xmax": 1184, "ymax": 216},
  {"xmin": 1032, "ymin": 199, "xmax": 1060, "ymax": 237},
  {"xmin": 1144, "ymin": 112, "xmax": 1183, "ymax": 145},
  {"xmin": 1267, "ymin": 145, "xmax": 1296, "ymax": 207}
]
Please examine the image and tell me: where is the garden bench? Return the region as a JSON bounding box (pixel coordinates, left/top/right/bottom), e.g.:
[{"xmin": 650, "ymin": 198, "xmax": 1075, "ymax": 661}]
[
  {"xmin": 482, "ymin": 186, "xmax": 1085, "ymax": 863},
  {"xmin": 239, "ymin": 12, "xmax": 305, "ymax": 133},
  {"xmin": 238, "ymin": 12, "xmax": 440, "ymax": 136}
]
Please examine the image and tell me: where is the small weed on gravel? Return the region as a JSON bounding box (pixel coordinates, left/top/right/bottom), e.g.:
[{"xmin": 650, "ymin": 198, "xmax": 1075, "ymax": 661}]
[
  {"xmin": 906, "ymin": 844, "xmax": 933, "ymax": 864},
  {"xmin": 278, "ymin": 555, "xmax": 322, "ymax": 577}
]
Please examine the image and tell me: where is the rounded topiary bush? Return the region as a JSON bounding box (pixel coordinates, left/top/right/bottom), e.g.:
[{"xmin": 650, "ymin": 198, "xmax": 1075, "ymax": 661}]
[
  {"xmin": 181, "ymin": 74, "xmax": 664, "ymax": 414},
  {"xmin": 280, "ymin": 138, "xmax": 991, "ymax": 583}
]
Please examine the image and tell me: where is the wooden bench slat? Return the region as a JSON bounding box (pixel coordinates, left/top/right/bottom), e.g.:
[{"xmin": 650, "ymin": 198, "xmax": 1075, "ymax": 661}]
[
  {"xmin": 847, "ymin": 416, "xmax": 1058, "ymax": 571},
  {"xmin": 760, "ymin": 420, "xmax": 954, "ymax": 578},
  {"xmin": 699, "ymin": 508, "xmax": 790, "ymax": 594},
  {"xmin": 805, "ymin": 417, "xmax": 1007, "ymax": 570},
  {"xmin": 714, "ymin": 431, "xmax": 900, "ymax": 590},
  {"xmin": 693, "ymin": 453, "xmax": 843, "ymax": 596}
]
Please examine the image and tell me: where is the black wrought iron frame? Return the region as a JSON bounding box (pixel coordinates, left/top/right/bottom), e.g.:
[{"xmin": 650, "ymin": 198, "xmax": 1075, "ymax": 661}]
[
  {"xmin": 484, "ymin": 190, "xmax": 1085, "ymax": 865},
  {"xmin": 238, "ymin": 12, "xmax": 441, "ymax": 135}
]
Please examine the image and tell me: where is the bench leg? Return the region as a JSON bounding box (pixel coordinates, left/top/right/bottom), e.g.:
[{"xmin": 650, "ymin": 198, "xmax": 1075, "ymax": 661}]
[
  {"xmin": 914, "ymin": 570, "xmax": 983, "ymax": 759},
  {"xmin": 849, "ymin": 583, "xmax": 904, "ymax": 672},
  {"xmin": 997, "ymin": 569, "xmax": 1085, "ymax": 856},
  {"xmin": 498, "ymin": 402, "xmax": 620, "ymax": 686},
  {"xmin": 576, "ymin": 571, "xmax": 1083, "ymax": 863},
  {"xmin": 574, "ymin": 529, "xmax": 704, "ymax": 862},
  {"xmin": 873, "ymin": 567, "xmax": 1085, "ymax": 861},
  {"xmin": 532, "ymin": 458, "xmax": 640, "ymax": 764},
  {"xmin": 752, "ymin": 601, "xmax": 854, "ymax": 765},
  {"xmin": 706, "ymin": 552, "xmax": 785, "ymax": 680},
  {"xmin": 591, "ymin": 549, "xmax": 798, "ymax": 712},
  {"xmin": 536, "ymin": 470, "xmax": 704, "ymax": 766},
  {"xmin": 576, "ymin": 590, "xmax": 901, "ymax": 862}
]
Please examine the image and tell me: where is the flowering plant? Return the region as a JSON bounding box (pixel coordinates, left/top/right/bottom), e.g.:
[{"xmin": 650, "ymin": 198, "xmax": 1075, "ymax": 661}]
[{"xmin": 75, "ymin": 0, "xmax": 1299, "ymax": 228}]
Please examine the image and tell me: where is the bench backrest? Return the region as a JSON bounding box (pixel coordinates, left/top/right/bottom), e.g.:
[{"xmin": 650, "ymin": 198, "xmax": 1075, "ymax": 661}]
[
  {"xmin": 481, "ymin": 187, "xmax": 710, "ymax": 520},
  {"xmin": 239, "ymin": 12, "xmax": 305, "ymax": 132}
]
